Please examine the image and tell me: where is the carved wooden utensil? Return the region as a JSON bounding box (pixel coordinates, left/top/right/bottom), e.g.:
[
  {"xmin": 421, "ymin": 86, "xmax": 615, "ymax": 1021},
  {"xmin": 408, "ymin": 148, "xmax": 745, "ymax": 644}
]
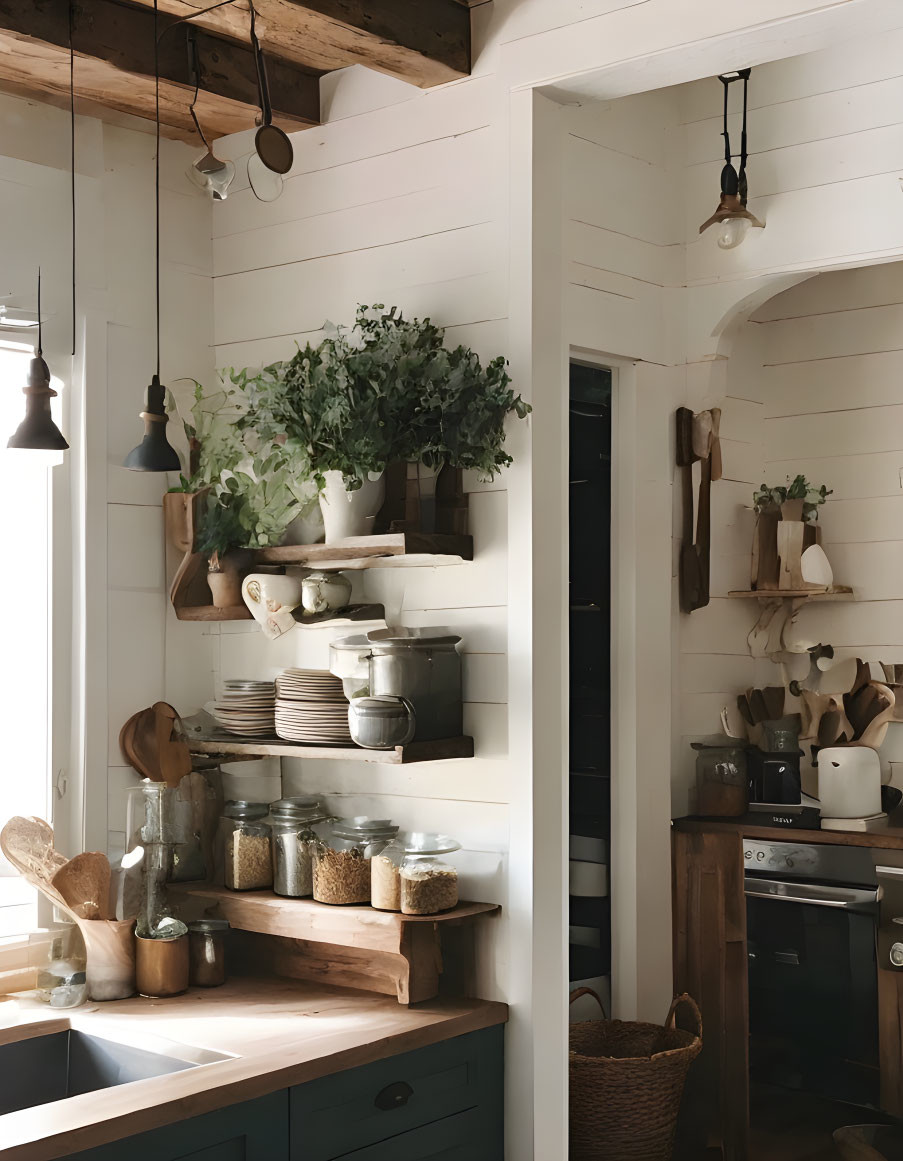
[
  {"xmin": 153, "ymin": 701, "xmax": 193, "ymax": 789},
  {"xmin": 52, "ymin": 852, "xmax": 112, "ymax": 921}
]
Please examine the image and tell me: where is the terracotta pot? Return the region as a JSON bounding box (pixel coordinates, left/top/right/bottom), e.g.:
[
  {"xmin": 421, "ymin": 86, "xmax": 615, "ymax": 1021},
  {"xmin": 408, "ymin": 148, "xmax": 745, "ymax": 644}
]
[{"xmin": 207, "ymin": 564, "xmax": 243, "ymax": 608}]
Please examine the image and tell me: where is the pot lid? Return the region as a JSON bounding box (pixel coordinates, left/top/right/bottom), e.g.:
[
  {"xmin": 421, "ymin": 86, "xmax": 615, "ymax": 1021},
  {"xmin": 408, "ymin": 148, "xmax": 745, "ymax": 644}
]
[{"xmin": 368, "ymin": 627, "xmax": 460, "ymax": 647}]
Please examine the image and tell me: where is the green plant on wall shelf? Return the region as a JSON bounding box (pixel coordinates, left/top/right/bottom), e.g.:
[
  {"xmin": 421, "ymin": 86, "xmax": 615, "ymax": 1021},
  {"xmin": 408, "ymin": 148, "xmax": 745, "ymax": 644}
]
[
  {"xmin": 258, "ymin": 305, "xmax": 531, "ymax": 491},
  {"xmin": 753, "ymin": 474, "xmax": 832, "ymax": 524}
]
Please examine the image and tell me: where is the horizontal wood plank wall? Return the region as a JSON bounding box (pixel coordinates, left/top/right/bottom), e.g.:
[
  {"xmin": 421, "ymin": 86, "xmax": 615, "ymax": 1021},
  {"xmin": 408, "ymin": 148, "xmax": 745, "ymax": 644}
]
[
  {"xmin": 755, "ymin": 262, "xmax": 903, "ymax": 773},
  {"xmin": 208, "ymin": 60, "xmax": 513, "ymax": 1006}
]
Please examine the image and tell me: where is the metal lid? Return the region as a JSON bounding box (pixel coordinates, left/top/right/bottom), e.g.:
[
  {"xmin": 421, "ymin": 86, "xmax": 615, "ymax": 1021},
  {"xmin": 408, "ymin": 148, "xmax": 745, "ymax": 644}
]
[
  {"xmin": 224, "ymin": 800, "xmax": 269, "ymax": 820},
  {"xmin": 330, "ymin": 816, "xmax": 398, "ymax": 842},
  {"xmin": 188, "ymin": 919, "xmax": 230, "ymax": 934},
  {"xmin": 349, "ymin": 697, "xmax": 412, "ymax": 719}
]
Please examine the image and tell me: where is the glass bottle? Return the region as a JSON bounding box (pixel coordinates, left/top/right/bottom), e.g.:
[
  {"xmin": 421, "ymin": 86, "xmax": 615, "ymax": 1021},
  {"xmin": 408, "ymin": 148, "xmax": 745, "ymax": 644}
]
[
  {"xmin": 221, "ymin": 801, "xmax": 272, "ymax": 891},
  {"xmin": 312, "ymin": 818, "xmax": 398, "ymax": 905},
  {"xmin": 267, "ymin": 796, "xmax": 330, "ymax": 897},
  {"xmin": 187, "ymin": 919, "xmax": 230, "ymax": 987}
]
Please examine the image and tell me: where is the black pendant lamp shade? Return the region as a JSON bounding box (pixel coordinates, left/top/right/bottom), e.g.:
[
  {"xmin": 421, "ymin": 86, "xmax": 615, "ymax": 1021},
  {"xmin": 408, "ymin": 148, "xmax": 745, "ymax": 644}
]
[
  {"xmin": 698, "ymin": 68, "xmax": 764, "ymax": 247},
  {"xmin": 123, "ymin": 373, "xmax": 180, "ymax": 471},
  {"xmin": 124, "ymin": 0, "xmax": 182, "ymax": 472},
  {"xmin": 8, "ymin": 271, "xmax": 69, "ymax": 452}
]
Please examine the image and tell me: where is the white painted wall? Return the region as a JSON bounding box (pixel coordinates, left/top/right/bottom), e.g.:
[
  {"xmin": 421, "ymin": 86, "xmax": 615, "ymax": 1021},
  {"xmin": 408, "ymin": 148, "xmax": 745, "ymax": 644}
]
[{"xmin": 0, "ymin": 91, "xmax": 214, "ymax": 858}]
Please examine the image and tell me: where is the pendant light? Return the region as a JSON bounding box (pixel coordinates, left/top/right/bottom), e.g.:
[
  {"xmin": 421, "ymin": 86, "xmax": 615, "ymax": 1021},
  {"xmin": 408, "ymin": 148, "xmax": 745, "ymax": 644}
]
[
  {"xmin": 124, "ymin": 0, "xmax": 181, "ymax": 472},
  {"xmin": 698, "ymin": 68, "xmax": 764, "ymax": 250},
  {"xmin": 7, "ymin": 270, "xmax": 69, "ymax": 453}
]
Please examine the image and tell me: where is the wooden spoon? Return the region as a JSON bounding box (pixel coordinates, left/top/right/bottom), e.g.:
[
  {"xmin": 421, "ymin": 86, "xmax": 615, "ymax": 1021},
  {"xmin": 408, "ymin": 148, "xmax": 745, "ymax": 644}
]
[
  {"xmin": 0, "ymin": 816, "xmax": 68, "ymax": 884},
  {"xmin": 51, "ymin": 852, "xmax": 112, "ymax": 921},
  {"xmin": 120, "ymin": 707, "xmax": 163, "ymax": 780},
  {"xmin": 153, "ymin": 702, "xmax": 193, "ymax": 789}
]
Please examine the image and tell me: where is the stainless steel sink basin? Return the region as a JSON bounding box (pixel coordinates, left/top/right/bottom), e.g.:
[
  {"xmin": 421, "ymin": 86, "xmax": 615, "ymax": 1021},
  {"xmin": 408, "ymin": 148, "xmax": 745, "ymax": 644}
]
[{"xmin": 0, "ymin": 1029, "xmax": 225, "ymax": 1115}]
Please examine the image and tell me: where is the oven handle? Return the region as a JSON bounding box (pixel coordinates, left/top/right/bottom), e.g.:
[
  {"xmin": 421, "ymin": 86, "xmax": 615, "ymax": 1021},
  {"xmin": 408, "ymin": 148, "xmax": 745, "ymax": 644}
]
[{"xmin": 744, "ymin": 877, "xmax": 879, "ymax": 911}]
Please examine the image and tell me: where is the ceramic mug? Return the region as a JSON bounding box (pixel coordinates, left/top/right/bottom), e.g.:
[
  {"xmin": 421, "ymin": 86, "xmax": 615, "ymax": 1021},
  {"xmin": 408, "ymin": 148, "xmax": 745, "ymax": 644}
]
[{"xmin": 241, "ymin": 573, "xmax": 302, "ymax": 640}]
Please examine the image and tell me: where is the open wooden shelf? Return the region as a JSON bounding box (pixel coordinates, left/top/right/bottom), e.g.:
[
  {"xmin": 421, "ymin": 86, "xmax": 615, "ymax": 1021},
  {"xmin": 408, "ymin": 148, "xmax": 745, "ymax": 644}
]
[
  {"xmin": 189, "ymin": 734, "xmax": 475, "ymax": 764},
  {"xmin": 255, "ymin": 531, "xmax": 473, "ymax": 570},
  {"xmin": 174, "ymin": 604, "xmax": 253, "ymax": 622},
  {"xmin": 728, "ymin": 585, "xmax": 853, "ymax": 600},
  {"xmin": 173, "ymin": 885, "xmax": 499, "ymax": 1004}
]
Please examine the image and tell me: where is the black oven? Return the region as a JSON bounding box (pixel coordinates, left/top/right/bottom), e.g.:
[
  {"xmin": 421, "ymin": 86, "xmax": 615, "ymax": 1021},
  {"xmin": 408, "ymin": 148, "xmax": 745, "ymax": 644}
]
[{"xmin": 745, "ymin": 839, "xmax": 880, "ymax": 1108}]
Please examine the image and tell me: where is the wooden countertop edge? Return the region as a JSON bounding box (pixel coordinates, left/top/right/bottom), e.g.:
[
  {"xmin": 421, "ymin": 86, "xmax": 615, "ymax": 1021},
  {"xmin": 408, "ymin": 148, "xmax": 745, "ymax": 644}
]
[
  {"xmin": 672, "ymin": 815, "xmax": 903, "ymax": 850},
  {"xmin": 0, "ymin": 998, "xmax": 508, "ymax": 1161}
]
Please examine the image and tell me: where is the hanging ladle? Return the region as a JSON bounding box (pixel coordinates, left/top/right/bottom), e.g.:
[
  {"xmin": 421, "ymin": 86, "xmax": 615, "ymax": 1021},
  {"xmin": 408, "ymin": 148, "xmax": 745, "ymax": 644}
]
[
  {"xmin": 185, "ymin": 27, "xmax": 234, "ymax": 200},
  {"xmin": 248, "ymin": 2, "xmax": 293, "ymax": 199}
]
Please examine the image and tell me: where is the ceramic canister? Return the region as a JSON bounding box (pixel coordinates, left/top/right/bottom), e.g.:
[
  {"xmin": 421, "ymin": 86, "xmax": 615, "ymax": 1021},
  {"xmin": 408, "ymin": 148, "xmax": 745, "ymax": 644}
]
[{"xmin": 817, "ymin": 746, "xmax": 882, "ymax": 819}]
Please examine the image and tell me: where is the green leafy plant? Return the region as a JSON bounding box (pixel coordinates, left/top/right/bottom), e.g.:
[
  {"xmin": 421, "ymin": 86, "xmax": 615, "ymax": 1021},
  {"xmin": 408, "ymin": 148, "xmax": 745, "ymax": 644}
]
[
  {"xmin": 196, "ymin": 495, "xmax": 245, "ymax": 571},
  {"xmin": 754, "ymin": 474, "xmax": 832, "ymax": 524},
  {"xmin": 264, "ymin": 305, "xmax": 530, "ymax": 490}
]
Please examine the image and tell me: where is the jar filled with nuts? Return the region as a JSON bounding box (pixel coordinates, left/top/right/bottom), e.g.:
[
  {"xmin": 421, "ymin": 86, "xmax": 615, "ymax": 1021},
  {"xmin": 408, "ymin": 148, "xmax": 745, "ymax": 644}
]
[
  {"xmin": 267, "ymin": 796, "xmax": 330, "ymax": 898},
  {"xmin": 399, "ymin": 835, "xmax": 461, "ymax": 916},
  {"xmin": 221, "ymin": 801, "xmax": 272, "ymax": 891},
  {"xmin": 313, "ymin": 818, "xmax": 398, "ymax": 905}
]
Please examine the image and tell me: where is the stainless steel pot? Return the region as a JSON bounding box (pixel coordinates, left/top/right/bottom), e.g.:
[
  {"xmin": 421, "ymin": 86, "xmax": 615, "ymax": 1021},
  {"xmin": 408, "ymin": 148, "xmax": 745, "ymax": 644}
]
[
  {"xmin": 367, "ymin": 633, "xmax": 462, "ymax": 742},
  {"xmin": 348, "ymin": 696, "xmax": 416, "ymax": 750}
]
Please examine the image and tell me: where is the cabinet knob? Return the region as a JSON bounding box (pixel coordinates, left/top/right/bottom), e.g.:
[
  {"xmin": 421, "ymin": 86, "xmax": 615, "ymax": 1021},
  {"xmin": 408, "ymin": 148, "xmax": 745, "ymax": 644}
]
[{"xmin": 374, "ymin": 1080, "xmax": 414, "ymax": 1111}]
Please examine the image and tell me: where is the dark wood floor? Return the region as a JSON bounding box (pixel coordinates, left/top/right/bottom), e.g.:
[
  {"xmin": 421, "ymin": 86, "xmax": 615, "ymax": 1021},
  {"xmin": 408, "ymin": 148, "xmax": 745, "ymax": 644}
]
[{"xmin": 750, "ymin": 1084, "xmax": 895, "ymax": 1161}]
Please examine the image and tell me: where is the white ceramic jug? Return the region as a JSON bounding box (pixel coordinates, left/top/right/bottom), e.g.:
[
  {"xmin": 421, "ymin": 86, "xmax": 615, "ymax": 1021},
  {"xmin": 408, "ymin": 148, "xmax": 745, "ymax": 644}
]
[{"xmin": 817, "ymin": 746, "xmax": 882, "ymax": 819}]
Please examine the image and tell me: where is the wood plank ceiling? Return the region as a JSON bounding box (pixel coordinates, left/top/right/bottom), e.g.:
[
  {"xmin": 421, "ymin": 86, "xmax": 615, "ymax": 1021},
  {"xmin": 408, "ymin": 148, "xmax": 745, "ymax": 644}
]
[{"xmin": 0, "ymin": 0, "xmax": 472, "ymax": 142}]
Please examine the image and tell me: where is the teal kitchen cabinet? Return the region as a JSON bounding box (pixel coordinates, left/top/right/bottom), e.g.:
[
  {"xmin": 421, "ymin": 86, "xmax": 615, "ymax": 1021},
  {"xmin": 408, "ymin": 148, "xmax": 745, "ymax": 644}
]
[
  {"xmin": 62, "ymin": 1028, "xmax": 503, "ymax": 1161},
  {"xmin": 291, "ymin": 1026, "xmax": 504, "ymax": 1161},
  {"xmin": 66, "ymin": 1091, "xmax": 289, "ymax": 1160}
]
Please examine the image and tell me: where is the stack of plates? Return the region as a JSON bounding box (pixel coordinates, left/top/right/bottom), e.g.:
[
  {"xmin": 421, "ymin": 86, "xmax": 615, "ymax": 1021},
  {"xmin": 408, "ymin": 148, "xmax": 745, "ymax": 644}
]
[
  {"xmin": 211, "ymin": 679, "xmax": 276, "ymax": 736},
  {"xmin": 275, "ymin": 669, "xmax": 352, "ymax": 745}
]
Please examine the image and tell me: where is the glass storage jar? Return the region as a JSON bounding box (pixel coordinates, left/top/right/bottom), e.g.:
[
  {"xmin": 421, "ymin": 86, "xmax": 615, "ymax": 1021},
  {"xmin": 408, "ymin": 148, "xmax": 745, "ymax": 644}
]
[
  {"xmin": 187, "ymin": 918, "xmax": 229, "ymax": 987},
  {"xmin": 312, "ymin": 818, "xmax": 398, "ymax": 905},
  {"xmin": 267, "ymin": 796, "xmax": 330, "ymax": 897},
  {"xmin": 221, "ymin": 801, "xmax": 272, "ymax": 891},
  {"xmin": 398, "ymin": 835, "xmax": 461, "ymax": 915}
]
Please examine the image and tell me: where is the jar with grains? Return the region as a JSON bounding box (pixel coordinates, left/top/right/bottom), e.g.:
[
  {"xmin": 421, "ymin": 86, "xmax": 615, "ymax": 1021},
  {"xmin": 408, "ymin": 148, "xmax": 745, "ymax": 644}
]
[
  {"xmin": 187, "ymin": 918, "xmax": 229, "ymax": 987},
  {"xmin": 398, "ymin": 834, "xmax": 462, "ymax": 916},
  {"xmin": 313, "ymin": 818, "xmax": 398, "ymax": 905},
  {"xmin": 221, "ymin": 801, "xmax": 272, "ymax": 891},
  {"xmin": 267, "ymin": 796, "xmax": 330, "ymax": 898}
]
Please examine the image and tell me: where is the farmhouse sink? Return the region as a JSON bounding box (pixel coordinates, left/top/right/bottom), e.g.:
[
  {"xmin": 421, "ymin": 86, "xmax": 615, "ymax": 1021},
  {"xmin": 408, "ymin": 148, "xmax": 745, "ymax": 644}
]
[{"xmin": 0, "ymin": 1028, "xmax": 226, "ymax": 1115}]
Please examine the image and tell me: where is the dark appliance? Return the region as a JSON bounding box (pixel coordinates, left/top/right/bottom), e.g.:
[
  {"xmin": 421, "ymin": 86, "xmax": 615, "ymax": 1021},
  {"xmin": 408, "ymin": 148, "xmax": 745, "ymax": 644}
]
[
  {"xmin": 747, "ymin": 749, "xmax": 803, "ymax": 805},
  {"xmin": 745, "ymin": 838, "xmax": 879, "ymax": 1108}
]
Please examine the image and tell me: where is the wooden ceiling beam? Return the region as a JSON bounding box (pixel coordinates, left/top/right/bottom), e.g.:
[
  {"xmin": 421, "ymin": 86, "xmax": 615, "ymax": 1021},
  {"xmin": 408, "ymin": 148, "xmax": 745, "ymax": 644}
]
[
  {"xmin": 122, "ymin": 0, "xmax": 471, "ymax": 88},
  {"xmin": 0, "ymin": 0, "xmax": 320, "ymax": 143}
]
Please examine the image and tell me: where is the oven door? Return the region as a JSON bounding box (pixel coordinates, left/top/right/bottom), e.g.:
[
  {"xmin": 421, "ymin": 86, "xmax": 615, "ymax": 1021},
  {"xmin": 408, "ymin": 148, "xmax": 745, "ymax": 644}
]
[{"xmin": 745, "ymin": 877, "xmax": 879, "ymax": 1108}]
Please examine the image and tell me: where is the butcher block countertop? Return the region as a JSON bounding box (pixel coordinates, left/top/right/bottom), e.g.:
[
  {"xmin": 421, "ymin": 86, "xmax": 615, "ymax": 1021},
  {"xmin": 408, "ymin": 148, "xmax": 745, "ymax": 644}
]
[
  {"xmin": 673, "ymin": 813, "xmax": 903, "ymax": 849},
  {"xmin": 0, "ymin": 977, "xmax": 508, "ymax": 1161}
]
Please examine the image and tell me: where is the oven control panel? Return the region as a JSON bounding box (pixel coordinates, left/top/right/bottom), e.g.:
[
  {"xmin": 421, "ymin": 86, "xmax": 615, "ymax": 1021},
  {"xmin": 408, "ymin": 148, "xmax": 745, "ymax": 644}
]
[{"xmin": 743, "ymin": 839, "xmax": 877, "ymax": 886}]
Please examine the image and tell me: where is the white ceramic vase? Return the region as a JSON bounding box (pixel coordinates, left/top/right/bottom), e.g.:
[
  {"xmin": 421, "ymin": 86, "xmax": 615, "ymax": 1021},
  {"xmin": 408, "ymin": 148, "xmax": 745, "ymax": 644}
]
[{"xmin": 319, "ymin": 470, "xmax": 385, "ymax": 542}]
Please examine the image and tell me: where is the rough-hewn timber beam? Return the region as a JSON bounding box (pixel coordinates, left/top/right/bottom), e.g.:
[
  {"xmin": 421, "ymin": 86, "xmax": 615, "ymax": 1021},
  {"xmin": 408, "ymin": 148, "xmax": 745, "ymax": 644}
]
[
  {"xmin": 122, "ymin": 0, "xmax": 471, "ymax": 88},
  {"xmin": 0, "ymin": 0, "xmax": 320, "ymax": 141}
]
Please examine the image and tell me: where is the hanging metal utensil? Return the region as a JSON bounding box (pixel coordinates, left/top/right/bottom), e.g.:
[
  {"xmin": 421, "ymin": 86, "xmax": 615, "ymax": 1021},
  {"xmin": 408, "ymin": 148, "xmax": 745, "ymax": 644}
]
[
  {"xmin": 249, "ymin": 3, "xmax": 293, "ymax": 177},
  {"xmin": 185, "ymin": 27, "xmax": 235, "ymax": 200}
]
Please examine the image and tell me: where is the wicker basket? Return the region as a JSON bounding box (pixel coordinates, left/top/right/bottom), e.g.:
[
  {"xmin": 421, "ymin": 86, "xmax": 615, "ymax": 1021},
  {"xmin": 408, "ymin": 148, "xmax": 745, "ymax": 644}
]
[{"xmin": 569, "ymin": 989, "xmax": 703, "ymax": 1161}]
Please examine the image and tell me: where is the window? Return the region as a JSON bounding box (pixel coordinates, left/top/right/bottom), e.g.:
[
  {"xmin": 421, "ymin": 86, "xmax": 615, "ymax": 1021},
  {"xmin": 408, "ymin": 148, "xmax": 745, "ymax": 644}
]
[{"xmin": 0, "ymin": 340, "xmax": 55, "ymax": 937}]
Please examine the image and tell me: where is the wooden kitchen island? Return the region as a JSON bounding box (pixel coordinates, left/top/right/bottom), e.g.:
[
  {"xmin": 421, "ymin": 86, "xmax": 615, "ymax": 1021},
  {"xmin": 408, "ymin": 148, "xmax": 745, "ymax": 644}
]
[{"xmin": 672, "ymin": 816, "xmax": 903, "ymax": 1161}]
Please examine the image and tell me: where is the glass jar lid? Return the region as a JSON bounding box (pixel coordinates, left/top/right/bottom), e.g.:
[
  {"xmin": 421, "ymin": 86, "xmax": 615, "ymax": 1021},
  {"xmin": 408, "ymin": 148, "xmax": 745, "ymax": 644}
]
[
  {"xmin": 330, "ymin": 816, "xmax": 398, "ymax": 842},
  {"xmin": 269, "ymin": 796, "xmax": 328, "ymax": 824},
  {"xmin": 398, "ymin": 832, "xmax": 461, "ymax": 855},
  {"xmin": 224, "ymin": 800, "xmax": 269, "ymax": 820}
]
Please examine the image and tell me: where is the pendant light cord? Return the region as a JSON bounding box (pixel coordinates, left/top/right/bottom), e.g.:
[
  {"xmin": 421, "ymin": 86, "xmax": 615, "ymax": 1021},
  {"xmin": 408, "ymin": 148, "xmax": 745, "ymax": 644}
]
[
  {"xmin": 37, "ymin": 267, "xmax": 42, "ymax": 359},
  {"xmin": 69, "ymin": 1, "xmax": 75, "ymax": 357},
  {"xmin": 154, "ymin": 0, "xmax": 160, "ymax": 381},
  {"xmin": 738, "ymin": 72, "xmax": 749, "ymax": 203},
  {"xmin": 720, "ymin": 75, "xmax": 731, "ymax": 165}
]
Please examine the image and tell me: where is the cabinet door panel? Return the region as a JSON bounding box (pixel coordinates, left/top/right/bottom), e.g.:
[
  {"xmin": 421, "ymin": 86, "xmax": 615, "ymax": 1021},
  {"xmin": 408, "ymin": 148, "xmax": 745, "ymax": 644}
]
[
  {"xmin": 333, "ymin": 1107, "xmax": 500, "ymax": 1161},
  {"xmin": 65, "ymin": 1091, "xmax": 289, "ymax": 1161},
  {"xmin": 291, "ymin": 1027, "xmax": 503, "ymax": 1161}
]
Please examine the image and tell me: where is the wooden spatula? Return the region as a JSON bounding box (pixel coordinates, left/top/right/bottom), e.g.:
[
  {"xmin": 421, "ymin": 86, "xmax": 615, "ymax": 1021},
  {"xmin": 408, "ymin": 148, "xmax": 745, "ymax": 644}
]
[
  {"xmin": 51, "ymin": 852, "xmax": 112, "ymax": 920},
  {"xmin": 153, "ymin": 702, "xmax": 193, "ymax": 788}
]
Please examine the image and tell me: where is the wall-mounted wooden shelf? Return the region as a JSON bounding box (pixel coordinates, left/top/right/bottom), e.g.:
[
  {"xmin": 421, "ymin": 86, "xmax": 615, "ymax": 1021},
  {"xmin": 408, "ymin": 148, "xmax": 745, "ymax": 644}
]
[
  {"xmin": 189, "ymin": 734, "xmax": 475, "ymax": 764},
  {"xmin": 173, "ymin": 885, "xmax": 499, "ymax": 1004},
  {"xmin": 728, "ymin": 586, "xmax": 853, "ymax": 601},
  {"xmin": 165, "ymin": 493, "xmax": 473, "ymax": 622}
]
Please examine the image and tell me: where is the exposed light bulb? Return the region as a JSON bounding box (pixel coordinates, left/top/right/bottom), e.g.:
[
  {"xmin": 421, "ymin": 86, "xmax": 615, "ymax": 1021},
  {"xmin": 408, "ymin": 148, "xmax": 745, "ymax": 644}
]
[{"xmin": 716, "ymin": 217, "xmax": 751, "ymax": 250}]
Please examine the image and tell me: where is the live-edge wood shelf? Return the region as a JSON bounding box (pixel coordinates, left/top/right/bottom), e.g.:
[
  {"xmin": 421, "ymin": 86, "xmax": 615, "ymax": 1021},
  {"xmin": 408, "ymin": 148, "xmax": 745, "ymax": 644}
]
[
  {"xmin": 728, "ymin": 585, "xmax": 853, "ymax": 600},
  {"xmin": 172, "ymin": 885, "xmax": 500, "ymax": 1005},
  {"xmin": 189, "ymin": 734, "xmax": 475, "ymax": 764}
]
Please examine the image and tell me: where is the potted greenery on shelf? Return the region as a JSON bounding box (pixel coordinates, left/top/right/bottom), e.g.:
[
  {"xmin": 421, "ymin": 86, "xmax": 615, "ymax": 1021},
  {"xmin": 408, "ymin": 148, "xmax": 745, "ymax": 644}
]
[
  {"xmin": 753, "ymin": 474, "xmax": 832, "ymax": 524},
  {"xmin": 254, "ymin": 305, "xmax": 531, "ymax": 541},
  {"xmin": 751, "ymin": 474, "xmax": 833, "ymax": 591}
]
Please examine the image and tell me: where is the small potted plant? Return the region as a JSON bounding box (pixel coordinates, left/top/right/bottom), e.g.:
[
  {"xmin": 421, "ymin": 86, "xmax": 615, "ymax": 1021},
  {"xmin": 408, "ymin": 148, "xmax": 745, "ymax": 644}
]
[
  {"xmin": 753, "ymin": 475, "xmax": 832, "ymax": 524},
  {"xmin": 751, "ymin": 474, "xmax": 832, "ymax": 590},
  {"xmin": 196, "ymin": 495, "xmax": 246, "ymax": 607}
]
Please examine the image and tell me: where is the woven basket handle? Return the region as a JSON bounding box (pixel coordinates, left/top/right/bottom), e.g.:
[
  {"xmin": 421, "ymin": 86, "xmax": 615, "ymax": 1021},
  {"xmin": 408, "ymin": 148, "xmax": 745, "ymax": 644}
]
[
  {"xmin": 665, "ymin": 993, "xmax": 702, "ymax": 1042},
  {"xmin": 569, "ymin": 987, "xmax": 608, "ymax": 1019}
]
